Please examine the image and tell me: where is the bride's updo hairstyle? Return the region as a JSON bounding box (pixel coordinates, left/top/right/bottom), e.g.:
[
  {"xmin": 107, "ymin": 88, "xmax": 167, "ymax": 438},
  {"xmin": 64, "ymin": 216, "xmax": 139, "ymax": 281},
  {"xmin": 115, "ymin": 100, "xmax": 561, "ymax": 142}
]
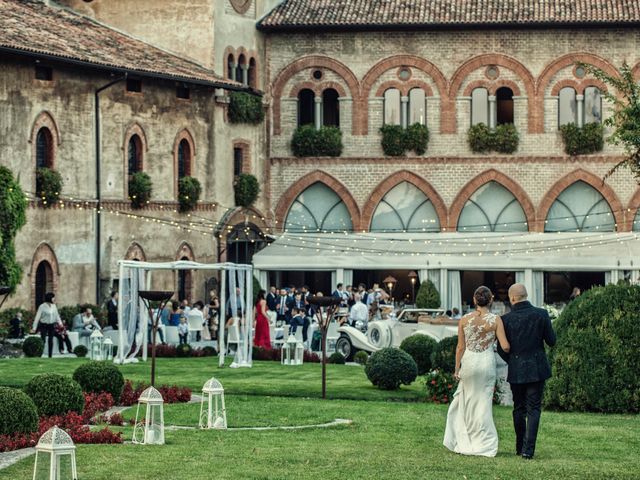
[{"xmin": 473, "ymin": 286, "xmax": 493, "ymax": 307}]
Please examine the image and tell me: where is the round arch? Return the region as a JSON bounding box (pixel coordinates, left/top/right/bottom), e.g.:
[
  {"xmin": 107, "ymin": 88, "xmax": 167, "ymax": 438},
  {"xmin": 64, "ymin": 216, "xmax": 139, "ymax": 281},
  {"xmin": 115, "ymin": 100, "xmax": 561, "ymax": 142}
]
[
  {"xmin": 30, "ymin": 242, "xmax": 60, "ymax": 310},
  {"xmin": 173, "ymin": 128, "xmax": 196, "ymax": 197},
  {"xmin": 274, "ymin": 170, "xmax": 361, "ymax": 232},
  {"xmin": 175, "ymin": 242, "xmax": 195, "ymax": 302},
  {"xmin": 537, "ymin": 169, "xmax": 624, "ymax": 232},
  {"xmin": 361, "ymin": 171, "xmax": 447, "ymax": 231},
  {"xmin": 448, "ymin": 170, "xmax": 536, "ymax": 231}
]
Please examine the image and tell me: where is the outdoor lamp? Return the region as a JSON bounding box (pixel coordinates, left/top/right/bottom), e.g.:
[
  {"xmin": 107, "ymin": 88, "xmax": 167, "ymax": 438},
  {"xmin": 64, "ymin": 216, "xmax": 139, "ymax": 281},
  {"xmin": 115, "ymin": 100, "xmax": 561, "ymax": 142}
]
[
  {"xmin": 383, "ymin": 275, "xmax": 397, "ymax": 299},
  {"xmin": 281, "ymin": 334, "xmax": 300, "ymax": 365},
  {"xmin": 32, "ymin": 426, "xmax": 78, "ymax": 480},
  {"xmin": 199, "ymin": 377, "xmax": 227, "ymax": 429},
  {"xmin": 102, "ymin": 337, "xmax": 114, "ymax": 361},
  {"xmin": 89, "ymin": 329, "xmax": 104, "ymax": 361},
  {"xmin": 132, "ymin": 386, "xmax": 165, "ymax": 445}
]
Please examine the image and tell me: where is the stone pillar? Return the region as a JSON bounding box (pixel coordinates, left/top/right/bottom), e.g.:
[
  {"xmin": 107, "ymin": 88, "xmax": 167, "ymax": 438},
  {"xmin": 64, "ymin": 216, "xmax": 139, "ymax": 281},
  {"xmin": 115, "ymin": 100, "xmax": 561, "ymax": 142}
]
[
  {"xmin": 576, "ymin": 94, "xmax": 584, "ymax": 127},
  {"xmin": 314, "ymin": 96, "xmax": 322, "ymax": 130},
  {"xmin": 488, "ymin": 95, "xmax": 497, "ymax": 129},
  {"xmin": 400, "ymin": 96, "xmax": 409, "ymax": 128},
  {"xmin": 230, "ymin": 63, "xmax": 238, "ymax": 82},
  {"xmin": 241, "ymin": 64, "xmax": 249, "ymax": 86}
]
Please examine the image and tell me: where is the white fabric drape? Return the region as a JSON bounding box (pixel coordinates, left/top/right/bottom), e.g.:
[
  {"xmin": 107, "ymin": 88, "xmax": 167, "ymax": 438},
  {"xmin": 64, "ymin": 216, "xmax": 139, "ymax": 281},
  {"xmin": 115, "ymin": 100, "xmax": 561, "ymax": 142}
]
[
  {"xmin": 331, "ymin": 271, "xmax": 337, "ymax": 289},
  {"xmin": 117, "ymin": 266, "xmax": 146, "ymax": 363},
  {"xmin": 531, "ymin": 271, "xmax": 544, "ymax": 306},
  {"xmin": 605, "ymin": 270, "xmax": 620, "ymax": 285},
  {"xmin": 343, "ymin": 269, "xmax": 353, "ymax": 288},
  {"xmin": 257, "ymin": 269, "xmax": 268, "ymax": 292},
  {"xmin": 631, "ymin": 270, "xmax": 640, "ymax": 285},
  {"xmin": 448, "ymin": 271, "xmax": 462, "ymax": 312},
  {"xmin": 515, "ymin": 271, "xmax": 525, "ymax": 284}
]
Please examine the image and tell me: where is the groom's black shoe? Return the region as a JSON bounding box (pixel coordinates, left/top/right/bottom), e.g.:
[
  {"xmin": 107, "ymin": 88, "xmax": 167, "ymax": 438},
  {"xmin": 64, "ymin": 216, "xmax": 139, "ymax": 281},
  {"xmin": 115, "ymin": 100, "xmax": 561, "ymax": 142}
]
[{"xmin": 522, "ymin": 454, "xmax": 533, "ymax": 460}]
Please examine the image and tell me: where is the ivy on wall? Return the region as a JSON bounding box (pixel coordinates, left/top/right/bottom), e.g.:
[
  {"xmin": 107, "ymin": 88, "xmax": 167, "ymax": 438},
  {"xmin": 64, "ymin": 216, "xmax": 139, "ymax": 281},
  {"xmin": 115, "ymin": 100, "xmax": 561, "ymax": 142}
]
[{"xmin": 0, "ymin": 166, "xmax": 28, "ymax": 292}]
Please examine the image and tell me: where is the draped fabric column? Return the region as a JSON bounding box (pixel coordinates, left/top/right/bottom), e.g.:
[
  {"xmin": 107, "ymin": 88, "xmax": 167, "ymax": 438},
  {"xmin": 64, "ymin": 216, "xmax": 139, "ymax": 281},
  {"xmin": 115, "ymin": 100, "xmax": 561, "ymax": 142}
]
[
  {"xmin": 440, "ymin": 268, "xmax": 448, "ymax": 311},
  {"xmin": 531, "ymin": 271, "xmax": 544, "ymax": 306},
  {"xmin": 605, "ymin": 270, "xmax": 620, "ymax": 285},
  {"xmin": 632, "ymin": 270, "xmax": 640, "ymax": 285},
  {"xmin": 343, "ymin": 270, "xmax": 353, "ymax": 288},
  {"xmin": 255, "ymin": 269, "xmax": 268, "ymax": 292},
  {"xmin": 447, "ymin": 271, "xmax": 462, "ymax": 313}
]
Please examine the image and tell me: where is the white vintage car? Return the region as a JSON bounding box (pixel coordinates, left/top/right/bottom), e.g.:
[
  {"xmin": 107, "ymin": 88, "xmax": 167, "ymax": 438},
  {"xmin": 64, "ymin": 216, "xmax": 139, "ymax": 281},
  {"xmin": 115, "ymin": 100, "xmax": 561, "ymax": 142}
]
[{"xmin": 334, "ymin": 308, "xmax": 458, "ymax": 360}]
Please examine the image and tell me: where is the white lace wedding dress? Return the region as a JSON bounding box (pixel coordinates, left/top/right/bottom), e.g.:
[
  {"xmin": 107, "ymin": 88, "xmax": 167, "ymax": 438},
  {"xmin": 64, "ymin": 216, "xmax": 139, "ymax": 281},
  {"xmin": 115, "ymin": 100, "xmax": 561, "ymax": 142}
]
[{"xmin": 443, "ymin": 312, "xmax": 498, "ymax": 457}]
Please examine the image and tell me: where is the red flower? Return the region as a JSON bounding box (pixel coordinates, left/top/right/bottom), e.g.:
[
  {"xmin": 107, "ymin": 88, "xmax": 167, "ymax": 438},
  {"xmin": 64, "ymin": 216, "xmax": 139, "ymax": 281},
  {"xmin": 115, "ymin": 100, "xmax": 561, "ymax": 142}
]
[{"xmin": 431, "ymin": 380, "xmax": 437, "ymax": 385}]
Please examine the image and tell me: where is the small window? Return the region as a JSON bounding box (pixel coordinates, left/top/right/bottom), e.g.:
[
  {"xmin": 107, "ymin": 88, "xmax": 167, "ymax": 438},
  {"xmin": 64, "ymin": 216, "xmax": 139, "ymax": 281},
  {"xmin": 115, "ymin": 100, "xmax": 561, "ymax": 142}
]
[
  {"xmin": 176, "ymin": 86, "xmax": 190, "ymax": 99},
  {"xmin": 297, "ymin": 89, "xmax": 315, "ymax": 127},
  {"xmin": 322, "ymin": 88, "xmax": 339, "ymax": 127},
  {"xmin": 312, "ymin": 70, "xmax": 323, "ymax": 80},
  {"xmin": 496, "ymin": 87, "xmax": 514, "ymax": 125},
  {"xmin": 248, "ymin": 58, "xmax": 257, "ymax": 89},
  {"xmin": 35, "ymin": 127, "xmax": 53, "ymax": 169},
  {"xmin": 233, "ymin": 147, "xmax": 243, "ymax": 177},
  {"xmin": 177, "ymin": 139, "xmax": 191, "ymax": 178},
  {"xmin": 471, "ymin": 88, "xmax": 489, "ymax": 126},
  {"xmin": 584, "ymin": 86, "xmax": 602, "ymax": 124},
  {"xmin": 127, "ymin": 135, "xmax": 142, "ymax": 175},
  {"xmin": 35, "ymin": 65, "xmax": 53, "ymax": 81},
  {"xmin": 384, "ymin": 88, "xmax": 401, "ymax": 125},
  {"xmin": 227, "ymin": 54, "xmax": 235, "ymax": 80},
  {"xmin": 558, "ymin": 87, "xmax": 577, "ymax": 126},
  {"xmin": 236, "ymin": 54, "xmax": 246, "ymax": 86},
  {"xmin": 408, "ymin": 88, "xmax": 426, "ymax": 125},
  {"xmin": 126, "ymin": 79, "xmax": 142, "ymax": 93}
]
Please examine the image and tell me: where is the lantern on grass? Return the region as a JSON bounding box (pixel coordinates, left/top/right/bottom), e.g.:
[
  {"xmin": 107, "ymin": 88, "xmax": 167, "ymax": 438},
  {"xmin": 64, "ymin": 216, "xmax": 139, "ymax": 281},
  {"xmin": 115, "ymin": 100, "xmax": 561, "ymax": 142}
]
[
  {"xmin": 32, "ymin": 426, "xmax": 77, "ymax": 480},
  {"xmin": 199, "ymin": 377, "xmax": 227, "ymax": 429},
  {"xmin": 89, "ymin": 330, "xmax": 104, "ymax": 360},
  {"xmin": 102, "ymin": 338, "xmax": 114, "ymax": 361},
  {"xmin": 281, "ymin": 334, "xmax": 304, "ymax": 365},
  {"xmin": 132, "ymin": 386, "xmax": 164, "ymax": 445}
]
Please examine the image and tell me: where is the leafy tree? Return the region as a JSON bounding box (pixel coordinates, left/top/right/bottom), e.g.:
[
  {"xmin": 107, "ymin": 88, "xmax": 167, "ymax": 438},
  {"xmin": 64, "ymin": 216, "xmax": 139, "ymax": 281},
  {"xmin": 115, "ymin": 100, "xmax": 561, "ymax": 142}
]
[
  {"xmin": 415, "ymin": 280, "xmax": 440, "ymax": 309},
  {"xmin": 579, "ymin": 62, "xmax": 640, "ymax": 181},
  {"xmin": 0, "ymin": 166, "xmax": 28, "ymax": 292}
]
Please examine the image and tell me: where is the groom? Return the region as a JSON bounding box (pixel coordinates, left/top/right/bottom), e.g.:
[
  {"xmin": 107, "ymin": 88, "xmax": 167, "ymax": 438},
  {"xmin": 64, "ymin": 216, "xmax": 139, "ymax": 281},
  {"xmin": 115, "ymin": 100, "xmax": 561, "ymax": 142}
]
[{"xmin": 498, "ymin": 284, "xmax": 556, "ymax": 460}]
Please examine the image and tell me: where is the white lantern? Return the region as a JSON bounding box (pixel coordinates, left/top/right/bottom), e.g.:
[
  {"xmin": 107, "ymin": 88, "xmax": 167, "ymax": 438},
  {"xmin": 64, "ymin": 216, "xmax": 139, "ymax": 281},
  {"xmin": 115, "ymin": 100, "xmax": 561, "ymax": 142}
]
[
  {"xmin": 102, "ymin": 338, "xmax": 114, "ymax": 361},
  {"xmin": 32, "ymin": 426, "xmax": 77, "ymax": 480},
  {"xmin": 132, "ymin": 386, "xmax": 164, "ymax": 445},
  {"xmin": 89, "ymin": 330, "xmax": 104, "ymax": 361},
  {"xmin": 199, "ymin": 377, "xmax": 227, "ymax": 429},
  {"xmin": 281, "ymin": 334, "xmax": 304, "ymax": 365}
]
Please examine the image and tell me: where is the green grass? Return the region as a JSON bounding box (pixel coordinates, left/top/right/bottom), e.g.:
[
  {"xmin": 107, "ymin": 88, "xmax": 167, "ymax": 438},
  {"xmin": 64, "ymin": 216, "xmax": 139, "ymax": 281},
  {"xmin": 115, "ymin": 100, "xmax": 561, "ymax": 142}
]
[{"xmin": 0, "ymin": 358, "xmax": 638, "ymax": 479}]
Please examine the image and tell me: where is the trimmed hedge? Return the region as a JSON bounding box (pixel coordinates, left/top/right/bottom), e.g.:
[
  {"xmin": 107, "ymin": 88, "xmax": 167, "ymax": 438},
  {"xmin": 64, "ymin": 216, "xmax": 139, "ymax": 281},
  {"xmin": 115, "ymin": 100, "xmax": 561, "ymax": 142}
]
[
  {"xmin": 73, "ymin": 345, "xmax": 88, "ymax": 358},
  {"xmin": 178, "ymin": 176, "xmax": 202, "ymax": 212},
  {"xmin": 354, "ymin": 350, "xmax": 369, "ymax": 366},
  {"xmin": 228, "ymin": 92, "xmax": 264, "ymax": 124},
  {"xmin": 73, "ymin": 362, "xmax": 125, "ymax": 402},
  {"xmin": 415, "ymin": 280, "xmax": 440, "ymax": 309},
  {"xmin": 23, "ymin": 336, "xmax": 44, "ymax": 358},
  {"xmin": 400, "ymin": 334, "xmax": 437, "ymax": 375},
  {"xmin": 291, "ymin": 125, "xmax": 343, "ymax": 157},
  {"xmin": 365, "ymin": 347, "xmax": 418, "ymax": 390},
  {"xmin": 545, "ymin": 283, "xmax": 640, "ymax": 413},
  {"xmin": 24, "ymin": 374, "xmax": 84, "ymax": 416},
  {"xmin": 468, "ymin": 123, "xmax": 519, "ymax": 154},
  {"xmin": 431, "ymin": 336, "xmax": 458, "ymax": 374},
  {"xmin": 380, "ymin": 123, "xmax": 430, "ymax": 156},
  {"xmin": 234, "ymin": 173, "xmax": 260, "ymax": 207},
  {"xmin": 128, "ymin": 172, "xmax": 153, "ymax": 209},
  {"xmin": 0, "ymin": 387, "xmax": 39, "ymax": 435},
  {"xmin": 327, "ymin": 352, "xmax": 346, "ymax": 364},
  {"xmin": 559, "ymin": 122, "xmax": 604, "ymax": 156},
  {"xmin": 176, "ymin": 343, "xmax": 192, "ymax": 358},
  {"xmin": 35, "ymin": 167, "xmax": 63, "ymax": 207}
]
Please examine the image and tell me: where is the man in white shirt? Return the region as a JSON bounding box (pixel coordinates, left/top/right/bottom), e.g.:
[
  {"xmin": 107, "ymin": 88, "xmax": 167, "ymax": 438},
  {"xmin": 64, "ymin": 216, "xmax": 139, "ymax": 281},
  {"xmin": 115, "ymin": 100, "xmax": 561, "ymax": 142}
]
[
  {"xmin": 187, "ymin": 301, "xmax": 205, "ymax": 342},
  {"xmin": 349, "ymin": 293, "xmax": 369, "ymax": 330}
]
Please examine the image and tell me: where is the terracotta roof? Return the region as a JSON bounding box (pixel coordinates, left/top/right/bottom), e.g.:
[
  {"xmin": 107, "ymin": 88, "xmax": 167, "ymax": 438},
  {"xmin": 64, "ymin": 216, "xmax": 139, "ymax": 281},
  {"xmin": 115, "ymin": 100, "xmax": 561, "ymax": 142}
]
[
  {"xmin": 259, "ymin": 0, "xmax": 640, "ymax": 30},
  {"xmin": 0, "ymin": 0, "xmax": 242, "ymax": 89}
]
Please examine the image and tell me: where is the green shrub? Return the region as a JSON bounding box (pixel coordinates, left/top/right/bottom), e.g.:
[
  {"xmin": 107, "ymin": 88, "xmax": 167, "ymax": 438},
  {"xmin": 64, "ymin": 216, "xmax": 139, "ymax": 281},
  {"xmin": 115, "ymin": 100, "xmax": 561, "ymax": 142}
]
[
  {"xmin": 400, "ymin": 334, "xmax": 437, "ymax": 375},
  {"xmin": 365, "ymin": 347, "xmax": 418, "ymax": 390},
  {"xmin": 0, "ymin": 166, "xmax": 28, "ymax": 293},
  {"xmin": 380, "ymin": 124, "xmax": 406, "ymax": 156},
  {"xmin": 291, "ymin": 125, "xmax": 343, "ymax": 157},
  {"xmin": 178, "ymin": 176, "xmax": 202, "ymax": 212},
  {"xmin": 176, "ymin": 343, "xmax": 192, "ymax": 358},
  {"xmin": 468, "ymin": 123, "xmax": 494, "ymax": 153},
  {"xmin": 559, "ymin": 122, "xmax": 604, "ymax": 155},
  {"xmin": 405, "ymin": 123, "xmax": 430, "ymax": 155},
  {"xmin": 545, "ymin": 283, "xmax": 640, "ymax": 413},
  {"xmin": 468, "ymin": 123, "xmax": 519, "ymax": 154},
  {"xmin": 0, "ymin": 387, "xmax": 39, "ymax": 435},
  {"xmin": 73, "ymin": 361, "xmax": 125, "ymax": 402},
  {"xmin": 73, "ymin": 345, "xmax": 88, "ymax": 358},
  {"xmin": 234, "ymin": 173, "xmax": 260, "ymax": 207},
  {"xmin": 58, "ymin": 305, "xmax": 81, "ymax": 327},
  {"xmin": 493, "ymin": 123, "xmax": 519, "ymax": 154},
  {"xmin": 354, "ymin": 350, "xmax": 369, "ymax": 366},
  {"xmin": 23, "ymin": 336, "xmax": 44, "ymax": 357},
  {"xmin": 327, "ymin": 352, "xmax": 346, "ymax": 364},
  {"xmin": 128, "ymin": 172, "xmax": 153, "ymax": 209},
  {"xmin": 36, "ymin": 167, "xmax": 63, "ymax": 207},
  {"xmin": 415, "ymin": 280, "xmax": 440, "ymax": 309},
  {"xmin": 431, "ymin": 336, "xmax": 458, "ymax": 374},
  {"xmin": 228, "ymin": 92, "xmax": 264, "ymax": 124},
  {"xmin": 202, "ymin": 346, "xmax": 217, "ymax": 357},
  {"xmin": 24, "ymin": 373, "xmax": 84, "ymax": 416},
  {"xmin": 425, "ymin": 369, "xmax": 458, "ymax": 403}
]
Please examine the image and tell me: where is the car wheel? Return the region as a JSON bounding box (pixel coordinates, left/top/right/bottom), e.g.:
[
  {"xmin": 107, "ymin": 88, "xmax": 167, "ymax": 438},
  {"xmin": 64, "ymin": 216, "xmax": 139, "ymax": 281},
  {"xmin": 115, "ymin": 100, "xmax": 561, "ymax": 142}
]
[
  {"xmin": 368, "ymin": 323, "xmax": 390, "ymax": 348},
  {"xmin": 335, "ymin": 334, "xmax": 356, "ymax": 361}
]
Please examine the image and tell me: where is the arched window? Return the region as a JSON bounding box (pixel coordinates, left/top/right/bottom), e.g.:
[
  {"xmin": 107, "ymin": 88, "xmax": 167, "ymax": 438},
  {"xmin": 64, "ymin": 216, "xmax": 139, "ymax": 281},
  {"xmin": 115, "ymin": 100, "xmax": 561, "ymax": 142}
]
[
  {"xmin": 236, "ymin": 54, "xmax": 246, "ymax": 86},
  {"xmin": 248, "ymin": 58, "xmax": 257, "ymax": 89},
  {"xmin": 177, "ymin": 256, "xmax": 192, "ymax": 302},
  {"xmin": 35, "ymin": 127, "xmax": 53, "ymax": 169},
  {"xmin": 285, "ymin": 182, "xmax": 353, "ymax": 232},
  {"xmin": 384, "ymin": 88, "xmax": 401, "ymax": 125},
  {"xmin": 177, "ymin": 139, "xmax": 191, "ymax": 179},
  {"xmin": 584, "ymin": 86, "xmax": 602, "ymax": 124},
  {"xmin": 322, "ymin": 88, "xmax": 339, "ymax": 127},
  {"xmin": 297, "ymin": 89, "xmax": 315, "ymax": 127},
  {"xmin": 633, "ymin": 209, "xmax": 640, "ymax": 232},
  {"xmin": 227, "ymin": 223, "xmax": 267, "ymax": 264},
  {"xmin": 227, "ymin": 54, "xmax": 235, "ymax": 80},
  {"xmin": 558, "ymin": 87, "xmax": 577, "ymax": 126},
  {"xmin": 370, "ymin": 181, "xmax": 440, "ymax": 232},
  {"xmin": 127, "ymin": 135, "xmax": 142, "ymax": 176},
  {"xmin": 545, "ymin": 181, "xmax": 615, "ymax": 232},
  {"xmin": 471, "ymin": 88, "xmax": 489, "ymax": 126},
  {"xmin": 496, "ymin": 87, "xmax": 514, "ymax": 125},
  {"xmin": 35, "ymin": 261, "xmax": 53, "ymax": 308},
  {"xmin": 408, "ymin": 88, "xmax": 426, "ymax": 125},
  {"xmin": 458, "ymin": 181, "xmax": 528, "ymax": 232}
]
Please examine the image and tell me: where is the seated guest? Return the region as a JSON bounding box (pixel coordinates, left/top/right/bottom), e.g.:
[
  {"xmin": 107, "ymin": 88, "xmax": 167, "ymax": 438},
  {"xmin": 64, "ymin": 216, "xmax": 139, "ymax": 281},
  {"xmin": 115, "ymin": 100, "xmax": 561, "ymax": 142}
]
[
  {"xmin": 289, "ymin": 308, "xmax": 305, "ymax": 336},
  {"xmin": 452, "ymin": 307, "xmax": 461, "ymax": 320},
  {"xmin": 9, "ymin": 311, "xmax": 24, "ymax": 339},
  {"xmin": 445, "ymin": 310, "xmax": 452, "ymax": 318},
  {"xmin": 54, "ymin": 322, "xmax": 73, "ymax": 354},
  {"xmin": 81, "ymin": 307, "xmax": 101, "ymax": 331}
]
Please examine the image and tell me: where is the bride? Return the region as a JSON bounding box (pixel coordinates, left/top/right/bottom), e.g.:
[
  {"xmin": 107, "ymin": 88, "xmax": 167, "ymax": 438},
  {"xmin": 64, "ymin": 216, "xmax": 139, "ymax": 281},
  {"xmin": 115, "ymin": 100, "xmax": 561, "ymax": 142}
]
[{"xmin": 443, "ymin": 286, "xmax": 510, "ymax": 457}]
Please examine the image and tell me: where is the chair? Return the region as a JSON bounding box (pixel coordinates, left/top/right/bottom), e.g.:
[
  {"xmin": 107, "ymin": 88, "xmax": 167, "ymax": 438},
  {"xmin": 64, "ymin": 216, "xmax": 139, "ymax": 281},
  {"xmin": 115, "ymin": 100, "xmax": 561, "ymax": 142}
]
[
  {"xmin": 165, "ymin": 326, "xmax": 179, "ymax": 345},
  {"xmin": 67, "ymin": 331, "xmax": 80, "ymax": 351},
  {"xmin": 325, "ymin": 320, "xmax": 339, "ymax": 351},
  {"xmin": 272, "ymin": 324, "xmax": 289, "ymax": 349},
  {"xmin": 226, "ymin": 319, "xmax": 244, "ymax": 354},
  {"xmin": 187, "ymin": 312, "xmax": 204, "ymax": 343}
]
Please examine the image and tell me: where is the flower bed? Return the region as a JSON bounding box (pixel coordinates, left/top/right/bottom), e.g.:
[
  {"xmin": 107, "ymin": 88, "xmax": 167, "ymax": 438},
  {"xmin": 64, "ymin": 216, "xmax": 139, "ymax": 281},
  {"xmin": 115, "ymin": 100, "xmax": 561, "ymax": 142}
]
[
  {"xmin": 144, "ymin": 343, "xmax": 217, "ymax": 358},
  {"xmin": 119, "ymin": 380, "xmax": 192, "ymax": 406}
]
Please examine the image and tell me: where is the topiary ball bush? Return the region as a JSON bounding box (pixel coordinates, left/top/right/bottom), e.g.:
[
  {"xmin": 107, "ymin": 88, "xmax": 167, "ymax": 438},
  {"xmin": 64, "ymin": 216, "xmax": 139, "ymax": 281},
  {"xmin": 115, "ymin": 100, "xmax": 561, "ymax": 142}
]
[
  {"xmin": 431, "ymin": 336, "xmax": 458, "ymax": 374},
  {"xmin": 400, "ymin": 334, "xmax": 438, "ymax": 375},
  {"xmin": 545, "ymin": 283, "xmax": 640, "ymax": 413},
  {"xmin": 202, "ymin": 346, "xmax": 217, "ymax": 357},
  {"xmin": 73, "ymin": 361, "xmax": 125, "ymax": 402},
  {"xmin": 24, "ymin": 373, "xmax": 84, "ymax": 416},
  {"xmin": 176, "ymin": 343, "xmax": 192, "ymax": 358},
  {"xmin": 23, "ymin": 336, "xmax": 44, "ymax": 357},
  {"xmin": 415, "ymin": 280, "xmax": 440, "ymax": 309},
  {"xmin": 365, "ymin": 347, "xmax": 418, "ymax": 390},
  {"xmin": 73, "ymin": 345, "xmax": 88, "ymax": 358},
  {"xmin": 0, "ymin": 387, "xmax": 39, "ymax": 435},
  {"xmin": 327, "ymin": 352, "xmax": 345, "ymax": 364},
  {"xmin": 354, "ymin": 350, "xmax": 369, "ymax": 366}
]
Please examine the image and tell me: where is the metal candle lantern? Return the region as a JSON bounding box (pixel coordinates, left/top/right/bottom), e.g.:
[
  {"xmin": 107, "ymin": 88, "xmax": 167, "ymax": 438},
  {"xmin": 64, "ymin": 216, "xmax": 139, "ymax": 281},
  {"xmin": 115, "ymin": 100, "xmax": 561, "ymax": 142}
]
[
  {"xmin": 132, "ymin": 386, "xmax": 165, "ymax": 445},
  {"xmin": 138, "ymin": 290, "xmax": 174, "ymax": 386},
  {"xmin": 102, "ymin": 337, "xmax": 114, "ymax": 361},
  {"xmin": 32, "ymin": 426, "xmax": 78, "ymax": 480},
  {"xmin": 308, "ymin": 295, "xmax": 342, "ymax": 399},
  {"xmin": 89, "ymin": 329, "xmax": 104, "ymax": 360},
  {"xmin": 199, "ymin": 377, "xmax": 227, "ymax": 429},
  {"xmin": 281, "ymin": 334, "xmax": 304, "ymax": 365}
]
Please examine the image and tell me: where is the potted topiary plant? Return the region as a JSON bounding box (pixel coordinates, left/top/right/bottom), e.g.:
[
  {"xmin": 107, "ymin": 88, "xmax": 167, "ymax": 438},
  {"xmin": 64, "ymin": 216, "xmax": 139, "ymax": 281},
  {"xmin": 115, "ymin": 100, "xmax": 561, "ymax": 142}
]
[
  {"xmin": 128, "ymin": 172, "xmax": 153, "ymax": 209},
  {"xmin": 234, "ymin": 173, "xmax": 260, "ymax": 207},
  {"xmin": 35, "ymin": 167, "xmax": 63, "ymax": 207},
  {"xmin": 178, "ymin": 176, "xmax": 202, "ymax": 212}
]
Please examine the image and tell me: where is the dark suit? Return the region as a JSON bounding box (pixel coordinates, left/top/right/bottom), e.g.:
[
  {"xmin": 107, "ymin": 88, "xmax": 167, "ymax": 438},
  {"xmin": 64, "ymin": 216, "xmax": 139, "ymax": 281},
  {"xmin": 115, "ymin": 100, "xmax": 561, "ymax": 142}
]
[
  {"xmin": 499, "ymin": 301, "xmax": 556, "ymax": 457},
  {"xmin": 266, "ymin": 292, "xmax": 278, "ymax": 312}
]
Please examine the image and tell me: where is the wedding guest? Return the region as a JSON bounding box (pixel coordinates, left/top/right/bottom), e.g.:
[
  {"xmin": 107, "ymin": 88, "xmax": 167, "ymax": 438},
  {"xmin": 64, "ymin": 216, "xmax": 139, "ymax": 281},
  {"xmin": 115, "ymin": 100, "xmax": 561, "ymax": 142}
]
[
  {"xmin": 452, "ymin": 308, "xmax": 462, "ymax": 320},
  {"xmin": 275, "ymin": 288, "xmax": 290, "ymax": 325},
  {"xmin": 205, "ymin": 294, "xmax": 220, "ymax": 340},
  {"xmin": 81, "ymin": 307, "xmax": 101, "ymax": 331},
  {"xmin": 169, "ymin": 301, "xmax": 182, "ymax": 326},
  {"xmin": 289, "ymin": 308, "xmax": 305, "ymax": 336},
  {"xmin": 445, "ymin": 310, "xmax": 453, "ymax": 318},
  {"xmin": 107, "ymin": 291, "xmax": 118, "ymax": 329},
  {"xmin": 9, "ymin": 311, "xmax": 24, "ymax": 339},
  {"xmin": 178, "ymin": 316, "xmax": 189, "ymax": 345},
  {"xmin": 188, "ymin": 301, "xmax": 205, "ymax": 342},
  {"xmin": 54, "ymin": 321, "xmax": 74, "ymax": 354},
  {"xmin": 226, "ymin": 287, "xmax": 245, "ymax": 319},
  {"xmin": 349, "ymin": 293, "xmax": 369, "ymax": 329},
  {"xmin": 32, "ymin": 292, "xmax": 62, "ymax": 358},
  {"xmin": 292, "ymin": 292, "xmax": 310, "ymax": 344},
  {"xmin": 357, "ymin": 284, "xmax": 368, "ymax": 305},
  {"xmin": 569, "ymin": 287, "xmax": 581, "ymax": 302},
  {"xmin": 253, "ymin": 290, "xmax": 271, "ymax": 349}
]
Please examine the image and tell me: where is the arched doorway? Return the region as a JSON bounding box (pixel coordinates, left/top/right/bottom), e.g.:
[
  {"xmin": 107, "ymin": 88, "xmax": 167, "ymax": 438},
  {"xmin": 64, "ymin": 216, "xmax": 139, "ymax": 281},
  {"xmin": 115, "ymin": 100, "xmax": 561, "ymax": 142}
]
[
  {"xmin": 177, "ymin": 257, "xmax": 192, "ymax": 302},
  {"xmin": 226, "ymin": 223, "xmax": 267, "ymax": 265},
  {"xmin": 35, "ymin": 261, "xmax": 53, "ymax": 308}
]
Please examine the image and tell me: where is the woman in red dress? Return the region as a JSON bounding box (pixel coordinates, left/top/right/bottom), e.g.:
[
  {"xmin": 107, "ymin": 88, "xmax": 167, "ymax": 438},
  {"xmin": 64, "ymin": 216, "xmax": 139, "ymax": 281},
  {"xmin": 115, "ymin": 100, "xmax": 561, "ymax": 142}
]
[{"xmin": 254, "ymin": 290, "xmax": 271, "ymax": 349}]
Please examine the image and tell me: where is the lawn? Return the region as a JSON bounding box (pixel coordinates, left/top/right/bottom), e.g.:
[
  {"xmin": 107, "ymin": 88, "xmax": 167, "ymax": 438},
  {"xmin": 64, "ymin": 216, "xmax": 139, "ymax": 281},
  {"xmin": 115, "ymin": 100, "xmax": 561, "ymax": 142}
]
[{"xmin": 0, "ymin": 358, "xmax": 638, "ymax": 479}]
